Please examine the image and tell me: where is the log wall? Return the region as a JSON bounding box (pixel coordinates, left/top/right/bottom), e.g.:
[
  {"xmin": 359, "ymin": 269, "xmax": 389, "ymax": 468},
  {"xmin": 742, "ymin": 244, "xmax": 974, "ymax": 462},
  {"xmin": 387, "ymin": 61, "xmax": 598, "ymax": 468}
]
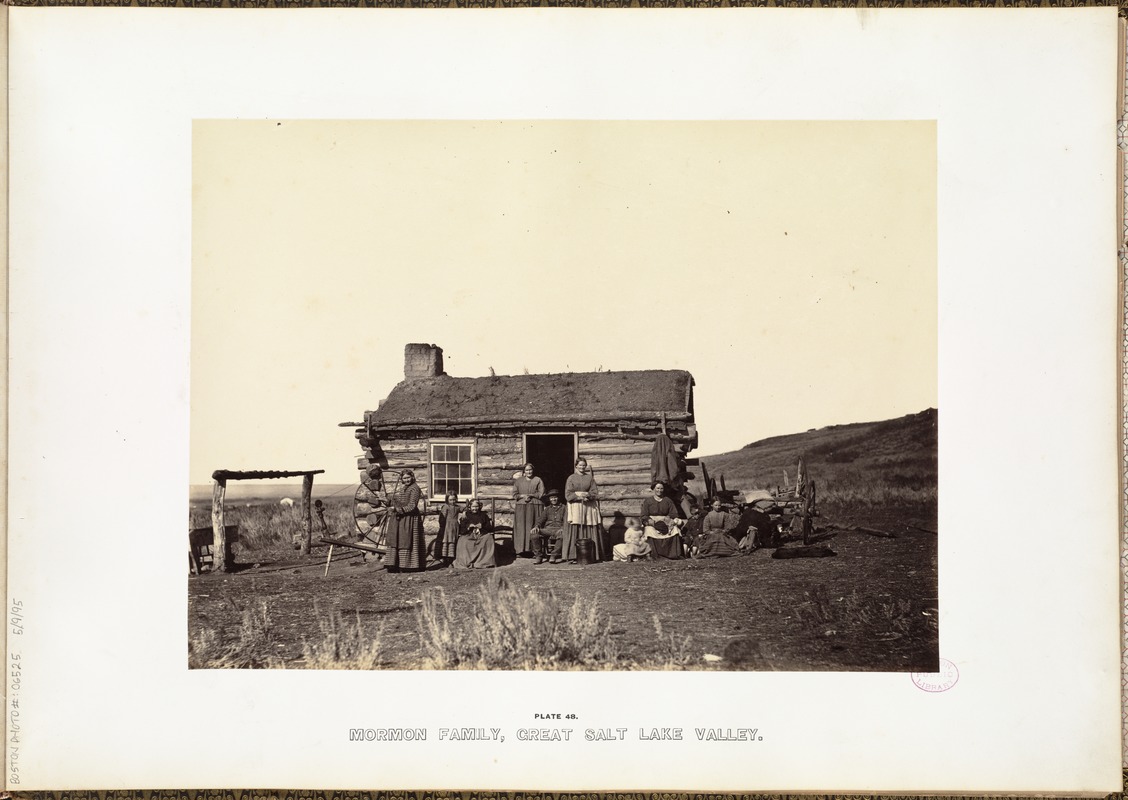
[{"xmin": 350, "ymin": 425, "xmax": 693, "ymax": 533}]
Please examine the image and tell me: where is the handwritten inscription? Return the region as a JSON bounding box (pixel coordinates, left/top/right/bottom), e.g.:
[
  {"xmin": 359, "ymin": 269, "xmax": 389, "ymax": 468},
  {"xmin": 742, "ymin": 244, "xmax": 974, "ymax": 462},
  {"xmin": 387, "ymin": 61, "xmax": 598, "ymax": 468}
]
[{"xmin": 8, "ymin": 599, "xmax": 24, "ymax": 786}]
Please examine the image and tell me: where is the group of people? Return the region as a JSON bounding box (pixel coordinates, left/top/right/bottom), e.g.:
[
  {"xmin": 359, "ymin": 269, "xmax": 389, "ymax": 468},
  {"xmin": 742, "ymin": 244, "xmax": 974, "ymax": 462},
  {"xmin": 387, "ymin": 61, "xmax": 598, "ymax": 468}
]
[{"xmin": 376, "ymin": 458, "xmax": 772, "ymax": 573}]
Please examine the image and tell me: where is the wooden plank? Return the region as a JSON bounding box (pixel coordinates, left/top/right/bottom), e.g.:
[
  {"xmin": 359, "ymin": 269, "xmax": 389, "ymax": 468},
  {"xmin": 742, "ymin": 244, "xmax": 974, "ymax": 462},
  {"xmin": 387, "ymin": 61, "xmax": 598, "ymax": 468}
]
[
  {"xmin": 381, "ymin": 461, "xmax": 428, "ymax": 471},
  {"xmin": 320, "ymin": 536, "xmax": 384, "ymax": 554},
  {"xmin": 376, "ymin": 440, "xmax": 430, "ymax": 454},
  {"xmin": 477, "ymin": 468, "xmax": 526, "ymax": 483},
  {"xmin": 581, "ymin": 455, "xmax": 651, "ymax": 471},
  {"xmin": 211, "ymin": 478, "xmax": 228, "ymax": 573},
  {"xmin": 578, "ymin": 441, "xmax": 655, "ymax": 456},
  {"xmin": 587, "ymin": 471, "xmax": 652, "ymax": 486},
  {"xmin": 476, "ymin": 454, "xmax": 526, "ymax": 470},
  {"xmin": 477, "ymin": 438, "xmax": 523, "ymax": 456}
]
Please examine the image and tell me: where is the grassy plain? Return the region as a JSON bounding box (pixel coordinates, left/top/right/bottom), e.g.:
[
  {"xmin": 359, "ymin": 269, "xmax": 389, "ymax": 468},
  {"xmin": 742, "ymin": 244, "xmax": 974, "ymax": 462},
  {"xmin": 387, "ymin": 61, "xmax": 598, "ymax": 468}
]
[{"xmin": 188, "ymin": 410, "xmax": 938, "ymax": 672}]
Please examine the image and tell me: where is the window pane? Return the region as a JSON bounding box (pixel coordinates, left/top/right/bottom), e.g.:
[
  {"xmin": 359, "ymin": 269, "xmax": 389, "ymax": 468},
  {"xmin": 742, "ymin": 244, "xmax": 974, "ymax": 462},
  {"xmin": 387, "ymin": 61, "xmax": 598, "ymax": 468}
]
[
  {"xmin": 431, "ymin": 444, "xmax": 442, "ymax": 461},
  {"xmin": 457, "ymin": 445, "xmax": 471, "ymax": 462}
]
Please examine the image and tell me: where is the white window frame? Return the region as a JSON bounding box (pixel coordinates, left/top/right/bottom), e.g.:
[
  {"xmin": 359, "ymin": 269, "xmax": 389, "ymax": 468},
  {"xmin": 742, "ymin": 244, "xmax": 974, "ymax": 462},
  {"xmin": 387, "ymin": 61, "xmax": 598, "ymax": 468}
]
[{"xmin": 427, "ymin": 438, "xmax": 477, "ymax": 504}]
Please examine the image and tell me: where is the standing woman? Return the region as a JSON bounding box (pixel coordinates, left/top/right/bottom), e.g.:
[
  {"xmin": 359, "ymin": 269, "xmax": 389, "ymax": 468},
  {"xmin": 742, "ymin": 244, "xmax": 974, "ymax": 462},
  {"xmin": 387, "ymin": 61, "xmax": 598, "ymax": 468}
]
[
  {"xmin": 512, "ymin": 463, "xmax": 546, "ymax": 558},
  {"xmin": 562, "ymin": 457, "xmax": 605, "ymax": 563},
  {"xmin": 385, "ymin": 469, "xmax": 426, "ymax": 572}
]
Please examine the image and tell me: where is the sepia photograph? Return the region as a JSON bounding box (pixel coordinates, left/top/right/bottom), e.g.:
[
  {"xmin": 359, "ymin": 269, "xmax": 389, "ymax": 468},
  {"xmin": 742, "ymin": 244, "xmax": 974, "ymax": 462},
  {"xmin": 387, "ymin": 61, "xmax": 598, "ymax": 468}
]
[
  {"xmin": 188, "ymin": 120, "xmax": 938, "ymax": 673},
  {"xmin": 7, "ymin": 9, "xmax": 1120, "ymax": 791}
]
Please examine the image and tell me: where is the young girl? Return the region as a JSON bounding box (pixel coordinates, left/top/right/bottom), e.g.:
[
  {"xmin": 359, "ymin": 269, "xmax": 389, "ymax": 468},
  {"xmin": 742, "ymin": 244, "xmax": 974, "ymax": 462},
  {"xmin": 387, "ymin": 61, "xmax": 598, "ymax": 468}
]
[
  {"xmin": 435, "ymin": 491, "xmax": 461, "ymax": 566},
  {"xmin": 612, "ymin": 517, "xmax": 652, "ymax": 562}
]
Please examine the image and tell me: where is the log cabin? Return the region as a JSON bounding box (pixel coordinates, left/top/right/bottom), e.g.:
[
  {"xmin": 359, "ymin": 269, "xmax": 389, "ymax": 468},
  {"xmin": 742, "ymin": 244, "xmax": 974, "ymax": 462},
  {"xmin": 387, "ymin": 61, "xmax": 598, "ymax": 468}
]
[{"xmin": 343, "ymin": 343, "xmax": 698, "ymax": 537}]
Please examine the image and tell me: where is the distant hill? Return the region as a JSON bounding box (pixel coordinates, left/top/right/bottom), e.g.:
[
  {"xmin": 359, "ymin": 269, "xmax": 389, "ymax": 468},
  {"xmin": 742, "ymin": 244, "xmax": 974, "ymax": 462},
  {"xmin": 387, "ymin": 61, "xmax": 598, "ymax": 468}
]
[{"xmin": 694, "ymin": 409, "xmax": 937, "ymax": 506}]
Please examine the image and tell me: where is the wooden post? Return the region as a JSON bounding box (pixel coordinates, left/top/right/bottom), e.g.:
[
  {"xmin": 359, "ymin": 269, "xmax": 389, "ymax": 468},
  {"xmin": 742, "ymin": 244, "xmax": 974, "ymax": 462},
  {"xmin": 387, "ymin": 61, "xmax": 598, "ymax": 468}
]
[
  {"xmin": 301, "ymin": 473, "xmax": 314, "ymax": 556},
  {"xmin": 211, "ymin": 478, "xmax": 228, "ymax": 572}
]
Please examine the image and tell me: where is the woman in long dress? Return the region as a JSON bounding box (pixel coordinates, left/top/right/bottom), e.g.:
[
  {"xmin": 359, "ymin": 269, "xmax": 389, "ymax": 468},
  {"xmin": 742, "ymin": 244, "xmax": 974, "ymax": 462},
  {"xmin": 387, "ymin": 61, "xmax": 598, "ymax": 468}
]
[
  {"xmin": 641, "ymin": 480, "xmax": 684, "ymax": 560},
  {"xmin": 562, "ymin": 457, "xmax": 605, "ymax": 562},
  {"xmin": 695, "ymin": 497, "xmax": 740, "ymax": 558},
  {"xmin": 385, "ymin": 469, "xmax": 426, "ymax": 572},
  {"xmin": 435, "ymin": 491, "xmax": 461, "ymax": 566},
  {"xmin": 454, "ymin": 498, "xmax": 497, "ymax": 569},
  {"xmin": 511, "ymin": 463, "xmax": 545, "ymax": 558}
]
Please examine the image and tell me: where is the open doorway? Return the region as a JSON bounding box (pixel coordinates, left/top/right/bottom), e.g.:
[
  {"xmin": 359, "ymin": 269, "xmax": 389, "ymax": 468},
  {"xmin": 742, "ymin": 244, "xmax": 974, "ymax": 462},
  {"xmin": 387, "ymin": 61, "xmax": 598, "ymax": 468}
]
[{"xmin": 524, "ymin": 433, "xmax": 576, "ymax": 498}]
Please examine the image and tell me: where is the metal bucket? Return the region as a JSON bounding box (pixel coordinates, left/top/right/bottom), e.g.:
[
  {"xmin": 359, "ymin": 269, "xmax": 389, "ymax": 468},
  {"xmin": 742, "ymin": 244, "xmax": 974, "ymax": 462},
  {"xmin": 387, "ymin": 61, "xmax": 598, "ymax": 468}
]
[{"xmin": 575, "ymin": 538, "xmax": 595, "ymax": 565}]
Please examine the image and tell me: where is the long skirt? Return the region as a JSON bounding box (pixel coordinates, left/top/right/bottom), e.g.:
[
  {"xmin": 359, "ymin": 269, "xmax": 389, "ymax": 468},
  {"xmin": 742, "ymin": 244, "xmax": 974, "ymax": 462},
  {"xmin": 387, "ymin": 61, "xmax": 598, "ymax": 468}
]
[
  {"xmin": 695, "ymin": 532, "xmax": 740, "ymax": 558},
  {"xmin": 435, "ymin": 517, "xmax": 459, "ymax": 560},
  {"xmin": 562, "ymin": 500, "xmax": 605, "ymax": 561},
  {"xmin": 454, "ymin": 534, "xmax": 497, "ymax": 569},
  {"xmin": 645, "ymin": 526, "xmax": 683, "ymax": 560},
  {"xmin": 561, "ymin": 524, "xmax": 607, "ymax": 561},
  {"xmin": 386, "ymin": 513, "xmax": 426, "ymax": 571},
  {"xmin": 512, "ymin": 502, "xmax": 542, "ymax": 555}
]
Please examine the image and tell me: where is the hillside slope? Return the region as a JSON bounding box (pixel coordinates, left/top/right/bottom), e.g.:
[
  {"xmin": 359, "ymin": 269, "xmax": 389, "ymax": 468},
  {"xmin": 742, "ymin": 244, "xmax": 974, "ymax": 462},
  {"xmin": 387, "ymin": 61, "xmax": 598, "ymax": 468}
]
[{"xmin": 695, "ymin": 409, "xmax": 937, "ymax": 506}]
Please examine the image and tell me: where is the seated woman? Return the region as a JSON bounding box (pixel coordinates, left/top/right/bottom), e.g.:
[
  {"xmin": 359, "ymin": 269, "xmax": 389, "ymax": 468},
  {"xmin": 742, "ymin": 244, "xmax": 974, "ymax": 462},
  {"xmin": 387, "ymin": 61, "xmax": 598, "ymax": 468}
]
[
  {"xmin": 454, "ymin": 498, "xmax": 497, "ymax": 570},
  {"xmin": 695, "ymin": 498, "xmax": 740, "ymax": 558},
  {"xmin": 612, "ymin": 517, "xmax": 652, "ymax": 562},
  {"xmin": 641, "ymin": 481, "xmax": 684, "ymax": 559}
]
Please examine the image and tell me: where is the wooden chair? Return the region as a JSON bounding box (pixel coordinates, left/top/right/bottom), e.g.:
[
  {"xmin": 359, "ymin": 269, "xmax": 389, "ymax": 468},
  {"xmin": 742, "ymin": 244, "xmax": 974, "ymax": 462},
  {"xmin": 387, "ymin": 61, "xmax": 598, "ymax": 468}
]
[{"xmin": 188, "ymin": 525, "xmax": 237, "ymax": 575}]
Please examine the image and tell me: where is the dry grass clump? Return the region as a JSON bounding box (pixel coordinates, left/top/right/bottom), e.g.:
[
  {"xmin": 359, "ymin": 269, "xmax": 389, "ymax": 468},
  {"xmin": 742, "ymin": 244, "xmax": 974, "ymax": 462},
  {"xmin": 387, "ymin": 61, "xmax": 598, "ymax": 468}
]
[
  {"xmin": 650, "ymin": 614, "xmax": 693, "ymax": 668},
  {"xmin": 189, "ymin": 600, "xmax": 279, "ymax": 669},
  {"xmin": 417, "ymin": 573, "xmax": 618, "ymax": 670},
  {"xmin": 795, "ymin": 584, "xmax": 939, "ymax": 643},
  {"xmin": 301, "ymin": 606, "xmax": 383, "ymax": 670},
  {"xmin": 190, "ymin": 599, "xmax": 383, "ymax": 670}
]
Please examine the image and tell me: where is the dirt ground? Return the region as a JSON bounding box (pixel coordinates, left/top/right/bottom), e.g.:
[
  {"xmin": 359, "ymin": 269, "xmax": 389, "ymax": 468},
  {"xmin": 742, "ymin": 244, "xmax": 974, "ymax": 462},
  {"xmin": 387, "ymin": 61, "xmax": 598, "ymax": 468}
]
[{"xmin": 188, "ymin": 503, "xmax": 938, "ymax": 671}]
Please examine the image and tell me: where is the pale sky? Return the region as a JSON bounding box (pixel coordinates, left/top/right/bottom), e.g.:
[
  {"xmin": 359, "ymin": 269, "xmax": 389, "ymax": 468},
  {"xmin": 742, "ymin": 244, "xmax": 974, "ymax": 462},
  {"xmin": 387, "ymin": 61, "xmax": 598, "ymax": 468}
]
[{"xmin": 192, "ymin": 120, "xmax": 936, "ymax": 485}]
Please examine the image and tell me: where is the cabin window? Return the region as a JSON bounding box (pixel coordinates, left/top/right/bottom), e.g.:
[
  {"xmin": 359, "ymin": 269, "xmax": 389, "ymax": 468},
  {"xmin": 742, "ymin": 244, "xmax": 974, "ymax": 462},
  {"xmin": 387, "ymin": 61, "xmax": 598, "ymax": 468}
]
[{"xmin": 429, "ymin": 440, "xmax": 476, "ymax": 500}]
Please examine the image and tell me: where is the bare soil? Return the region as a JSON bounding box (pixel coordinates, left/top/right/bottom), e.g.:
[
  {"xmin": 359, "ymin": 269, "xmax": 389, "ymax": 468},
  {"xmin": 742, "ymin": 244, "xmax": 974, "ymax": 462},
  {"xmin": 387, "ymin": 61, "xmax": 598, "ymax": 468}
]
[{"xmin": 188, "ymin": 503, "xmax": 938, "ymax": 672}]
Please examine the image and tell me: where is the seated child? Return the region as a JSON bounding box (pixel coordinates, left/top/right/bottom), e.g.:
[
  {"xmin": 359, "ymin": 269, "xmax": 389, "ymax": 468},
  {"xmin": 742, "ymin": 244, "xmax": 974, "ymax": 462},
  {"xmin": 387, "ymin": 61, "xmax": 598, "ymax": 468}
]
[{"xmin": 613, "ymin": 517, "xmax": 652, "ymax": 562}]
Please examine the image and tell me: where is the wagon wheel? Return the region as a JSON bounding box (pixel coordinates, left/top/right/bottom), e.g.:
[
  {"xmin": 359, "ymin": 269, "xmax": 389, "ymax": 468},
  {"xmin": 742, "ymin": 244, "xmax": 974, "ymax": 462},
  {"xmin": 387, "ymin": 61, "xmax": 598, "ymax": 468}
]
[
  {"xmin": 801, "ymin": 480, "xmax": 817, "ymax": 545},
  {"xmin": 354, "ymin": 471, "xmax": 391, "ymax": 553}
]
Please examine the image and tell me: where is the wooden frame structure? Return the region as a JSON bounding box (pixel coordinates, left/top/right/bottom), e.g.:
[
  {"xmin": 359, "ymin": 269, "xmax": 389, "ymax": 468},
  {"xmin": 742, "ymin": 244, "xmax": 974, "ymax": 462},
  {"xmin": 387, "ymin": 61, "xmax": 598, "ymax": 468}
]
[{"xmin": 208, "ymin": 468, "xmax": 325, "ymax": 572}]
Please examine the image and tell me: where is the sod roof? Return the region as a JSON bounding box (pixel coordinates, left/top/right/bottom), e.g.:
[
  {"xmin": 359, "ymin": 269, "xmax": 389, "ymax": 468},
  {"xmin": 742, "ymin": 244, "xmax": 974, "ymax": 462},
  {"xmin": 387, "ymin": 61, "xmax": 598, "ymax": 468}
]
[{"xmin": 368, "ymin": 370, "xmax": 694, "ymax": 426}]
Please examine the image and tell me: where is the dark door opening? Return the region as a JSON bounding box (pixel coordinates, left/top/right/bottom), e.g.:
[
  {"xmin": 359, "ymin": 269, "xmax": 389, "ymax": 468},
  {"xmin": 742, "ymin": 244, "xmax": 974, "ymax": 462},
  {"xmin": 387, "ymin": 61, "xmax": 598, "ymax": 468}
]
[{"xmin": 524, "ymin": 434, "xmax": 576, "ymax": 498}]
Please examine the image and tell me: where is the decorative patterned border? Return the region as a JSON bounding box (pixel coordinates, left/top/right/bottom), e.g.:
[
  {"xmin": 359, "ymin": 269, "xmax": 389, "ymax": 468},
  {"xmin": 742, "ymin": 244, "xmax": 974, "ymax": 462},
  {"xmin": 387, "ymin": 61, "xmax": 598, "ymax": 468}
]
[
  {"xmin": 1120, "ymin": 13, "xmax": 1128, "ymax": 779},
  {"xmin": 5, "ymin": 788, "xmax": 1127, "ymax": 800},
  {"xmin": 1, "ymin": 0, "xmax": 1125, "ymax": 9},
  {"xmin": 3, "ymin": 3, "xmax": 1124, "ymax": 798}
]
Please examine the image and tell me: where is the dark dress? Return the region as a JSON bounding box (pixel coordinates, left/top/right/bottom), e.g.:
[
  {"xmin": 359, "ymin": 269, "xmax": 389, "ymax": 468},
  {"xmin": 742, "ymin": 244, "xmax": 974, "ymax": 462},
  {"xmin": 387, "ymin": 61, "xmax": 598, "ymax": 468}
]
[
  {"xmin": 455, "ymin": 510, "xmax": 497, "ymax": 569},
  {"xmin": 695, "ymin": 510, "xmax": 739, "ymax": 557},
  {"xmin": 512, "ymin": 476, "xmax": 545, "ymax": 555},
  {"xmin": 386, "ymin": 483, "xmax": 426, "ymax": 571},
  {"xmin": 436, "ymin": 502, "xmax": 461, "ymax": 560},
  {"xmin": 641, "ymin": 495, "xmax": 683, "ymax": 560}
]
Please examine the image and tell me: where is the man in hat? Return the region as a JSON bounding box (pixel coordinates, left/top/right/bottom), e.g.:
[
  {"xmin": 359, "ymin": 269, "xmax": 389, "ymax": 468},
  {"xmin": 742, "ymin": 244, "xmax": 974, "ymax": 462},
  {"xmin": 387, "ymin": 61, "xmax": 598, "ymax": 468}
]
[{"xmin": 531, "ymin": 489, "xmax": 567, "ymax": 564}]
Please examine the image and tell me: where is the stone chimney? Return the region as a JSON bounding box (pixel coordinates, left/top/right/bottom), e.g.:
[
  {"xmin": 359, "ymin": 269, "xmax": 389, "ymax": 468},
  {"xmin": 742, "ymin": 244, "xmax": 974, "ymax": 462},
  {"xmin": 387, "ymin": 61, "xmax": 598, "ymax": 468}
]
[{"xmin": 404, "ymin": 343, "xmax": 445, "ymax": 380}]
